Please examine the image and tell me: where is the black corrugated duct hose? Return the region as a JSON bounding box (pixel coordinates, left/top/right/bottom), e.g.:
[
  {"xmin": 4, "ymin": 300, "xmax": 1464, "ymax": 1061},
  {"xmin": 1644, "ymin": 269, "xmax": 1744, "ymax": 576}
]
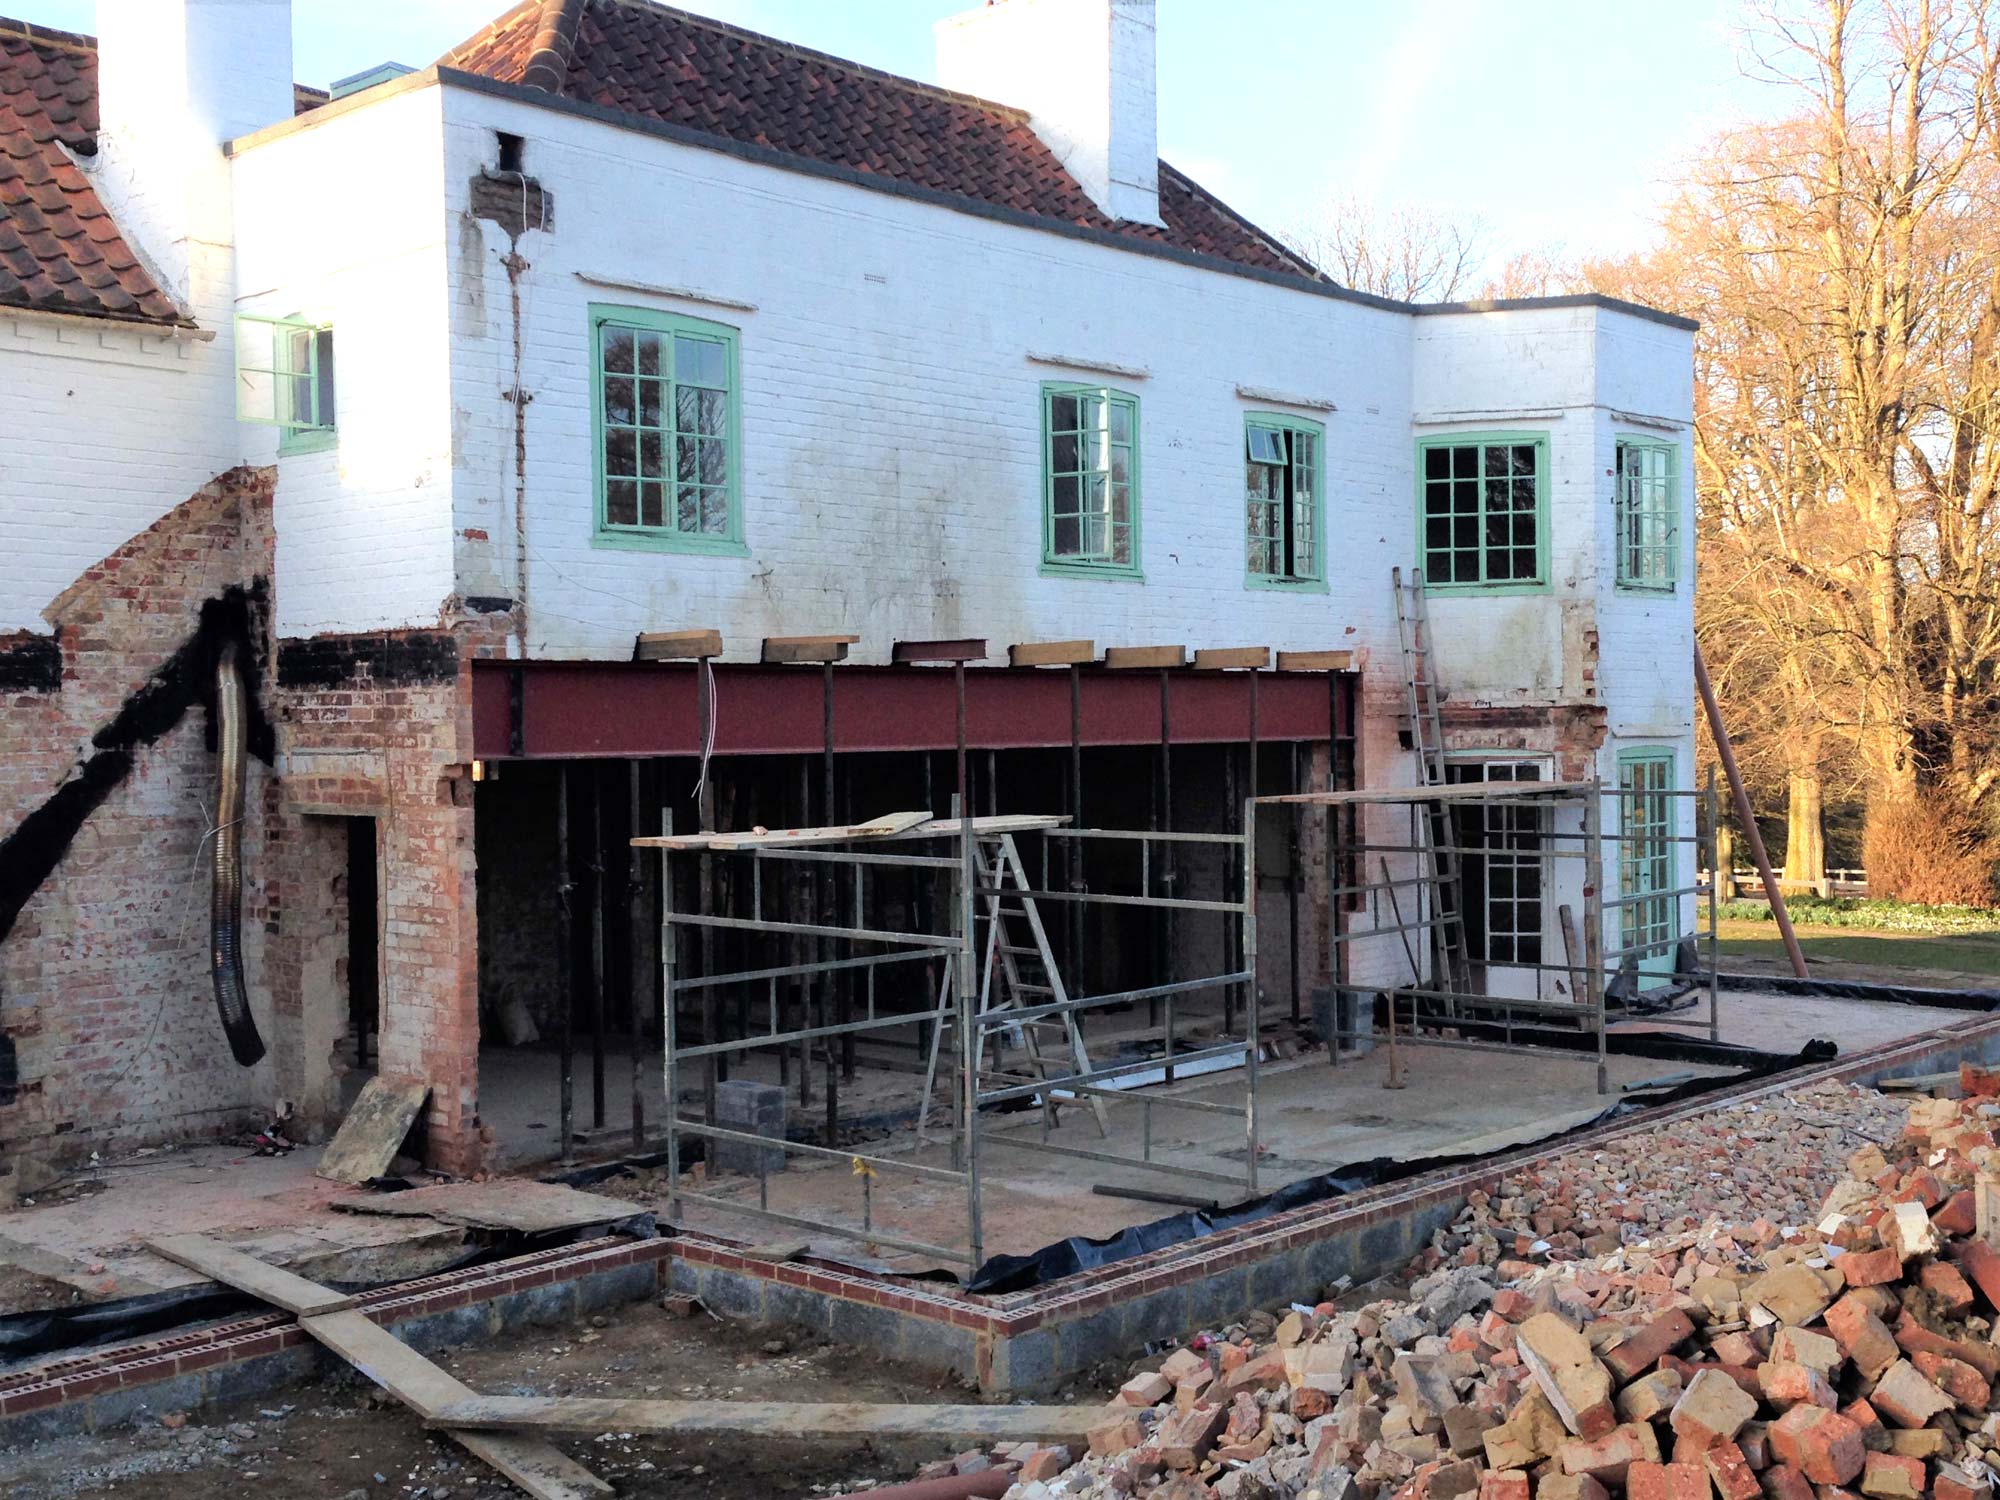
[{"xmin": 211, "ymin": 639, "xmax": 265, "ymax": 1066}]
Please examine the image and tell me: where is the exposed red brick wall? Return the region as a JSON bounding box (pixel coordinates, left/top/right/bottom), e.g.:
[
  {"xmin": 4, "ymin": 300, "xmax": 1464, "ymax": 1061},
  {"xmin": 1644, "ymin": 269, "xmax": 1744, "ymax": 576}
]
[
  {"xmin": 270, "ymin": 610, "xmax": 494, "ymax": 1176},
  {"xmin": 2, "ymin": 470, "xmax": 495, "ymax": 1181},
  {"xmin": 0, "ymin": 468, "xmax": 279, "ymax": 1175}
]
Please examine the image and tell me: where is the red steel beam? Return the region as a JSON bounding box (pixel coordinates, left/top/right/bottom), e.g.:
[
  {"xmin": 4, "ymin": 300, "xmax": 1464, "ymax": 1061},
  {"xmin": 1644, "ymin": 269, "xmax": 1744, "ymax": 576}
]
[{"xmin": 471, "ymin": 661, "xmax": 1353, "ymax": 759}]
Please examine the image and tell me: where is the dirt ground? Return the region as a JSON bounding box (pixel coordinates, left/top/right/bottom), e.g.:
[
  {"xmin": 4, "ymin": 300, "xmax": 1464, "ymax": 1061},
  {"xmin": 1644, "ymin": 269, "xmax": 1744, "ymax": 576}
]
[{"xmin": 0, "ymin": 1297, "xmax": 1113, "ymax": 1500}]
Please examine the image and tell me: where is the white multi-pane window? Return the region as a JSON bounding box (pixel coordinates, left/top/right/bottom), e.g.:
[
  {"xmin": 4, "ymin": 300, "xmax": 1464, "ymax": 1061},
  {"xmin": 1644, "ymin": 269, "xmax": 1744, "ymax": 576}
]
[{"xmin": 1444, "ymin": 759, "xmax": 1546, "ymax": 966}]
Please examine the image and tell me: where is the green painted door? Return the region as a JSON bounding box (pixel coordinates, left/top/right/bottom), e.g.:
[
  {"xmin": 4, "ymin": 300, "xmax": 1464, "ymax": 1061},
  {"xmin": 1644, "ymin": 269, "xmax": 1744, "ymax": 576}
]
[{"xmin": 1617, "ymin": 750, "xmax": 1677, "ymax": 986}]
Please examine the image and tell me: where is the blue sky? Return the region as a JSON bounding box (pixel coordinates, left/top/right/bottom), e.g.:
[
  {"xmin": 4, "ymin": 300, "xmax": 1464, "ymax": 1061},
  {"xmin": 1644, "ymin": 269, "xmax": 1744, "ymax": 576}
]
[{"xmin": 25, "ymin": 0, "xmax": 1766, "ymax": 267}]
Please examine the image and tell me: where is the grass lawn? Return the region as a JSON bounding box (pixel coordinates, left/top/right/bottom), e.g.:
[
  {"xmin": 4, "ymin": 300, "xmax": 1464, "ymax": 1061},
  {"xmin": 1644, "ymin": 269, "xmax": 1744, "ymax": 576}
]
[{"xmin": 1716, "ymin": 917, "xmax": 2000, "ymax": 979}]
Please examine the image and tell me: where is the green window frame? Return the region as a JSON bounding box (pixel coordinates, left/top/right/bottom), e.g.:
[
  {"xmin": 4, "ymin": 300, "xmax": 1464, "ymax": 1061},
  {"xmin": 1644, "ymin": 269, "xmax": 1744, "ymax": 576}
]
[
  {"xmin": 1041, "ymin": 383, "xmax": 1140, "ymax": 578},
  {"xmin": 236, "ymin": 313, "xmax": 335, "ymax": 454},
  {"xmin": 1416, "ymin": 431, "xmax": 1550, "ymax": 593},
  {"xmin": 1615, "ymin": 747, "xmax": 1679, "ymax": 984},
  {"xmin": 1614, "ymin": 437, "xmax": 1677, "ymax": 591},
  {"xmin": 590, "ymin": 303, "xmax": 745, "ymax": 555},
  {"xmin": 1244, "ymin": 413, "xmax": 1326, "ymax": 590}
]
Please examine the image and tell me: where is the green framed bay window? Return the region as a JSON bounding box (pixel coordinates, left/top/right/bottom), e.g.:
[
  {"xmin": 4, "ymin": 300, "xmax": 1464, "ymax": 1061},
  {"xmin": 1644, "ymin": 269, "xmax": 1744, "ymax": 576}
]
[
  {"xmin": 1416, "ymin": 431, "xmax": 1549, "ymax": 592},
  {"xmin": 236, "ymin": 313, "xmax": 335, "ymax": 453},
  {"xmin": 1244, "ymin": 413, "xmax": 1325, "ymax": 589},
  {"xmin": 590, "ymin": 303, "xmax": 744, "ymax": 554},
  {"xmin": 1041, "ymin": 383, "xmax": 1140, "ymax": 577},
  {"xmin": 1615, "ymin": 437, "xmax": 1678, "ymax": 591}
]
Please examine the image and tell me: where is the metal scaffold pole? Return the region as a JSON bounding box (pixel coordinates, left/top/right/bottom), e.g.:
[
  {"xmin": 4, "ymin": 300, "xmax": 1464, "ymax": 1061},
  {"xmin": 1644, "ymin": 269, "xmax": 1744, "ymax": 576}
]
[
  {"xmin": 660, "ymin": 805, "xmax": 678, "ymax": 1223},
  {"xmin": 956, "ymin": 663, "xmax": 982, "ymax": 1271},
  {"xmin": 1585, "ymin": 778, "xmax": 1608, "ymax": 1096}
]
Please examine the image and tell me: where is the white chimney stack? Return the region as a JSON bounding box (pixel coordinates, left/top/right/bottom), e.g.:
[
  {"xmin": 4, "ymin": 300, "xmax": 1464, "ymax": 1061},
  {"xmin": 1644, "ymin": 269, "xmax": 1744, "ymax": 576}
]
[
  {"xmin": 94, "ymin": 0, "xmax": 295, "ymax": 306},
  {"xmin": 936, "ymin": 0, "xmax": 1163, "ymax": 228}
]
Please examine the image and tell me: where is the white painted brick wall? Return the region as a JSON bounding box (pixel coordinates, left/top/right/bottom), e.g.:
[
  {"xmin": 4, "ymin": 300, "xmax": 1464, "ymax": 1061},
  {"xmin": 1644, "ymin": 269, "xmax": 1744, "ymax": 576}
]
[
  {"xmin": 230, "ymin": 87, "xmax": 459, "ymax": 637},
  {"xmin": 423, "ymin": 87, "xmax": 1701, "ymax": 1001},
  {"xmin": 95, "ymin": 0, "xmax": 294, "ymax": 307},
  {"xmin": 439, "ymin": 88, "xmax": 1429, "ymax": 669},
  {"xmin": 0, "ymin": 290, "xmax": 243, "ymax": 634}
]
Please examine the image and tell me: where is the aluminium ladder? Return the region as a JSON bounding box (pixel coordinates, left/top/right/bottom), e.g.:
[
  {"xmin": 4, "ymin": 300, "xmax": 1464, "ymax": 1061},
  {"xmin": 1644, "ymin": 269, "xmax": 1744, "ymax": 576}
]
[
  {"xmin": 1392, "ymin": 566, "xmax": 1475, "ymax": 998},
  {"xmin": 917, "ymin": 831, "xmax": 1109, "ymax": 1143}
]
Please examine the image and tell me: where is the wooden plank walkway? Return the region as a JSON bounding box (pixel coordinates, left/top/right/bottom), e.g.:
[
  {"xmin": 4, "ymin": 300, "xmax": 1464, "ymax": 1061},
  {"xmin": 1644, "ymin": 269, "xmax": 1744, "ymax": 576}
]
[{"xmin": 143, "ymin": 1234, "xmax": 608, "ymax": 1500}]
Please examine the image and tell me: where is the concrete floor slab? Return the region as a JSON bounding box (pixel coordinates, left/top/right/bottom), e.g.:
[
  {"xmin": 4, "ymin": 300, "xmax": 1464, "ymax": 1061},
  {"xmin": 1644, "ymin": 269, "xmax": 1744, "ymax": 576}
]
[
  {"xmin": 1623, "ymin": 986, "xmax": 1960, "ymax": 1054},
  {"xmin": 676, "ymin": 986, "xmax": 1969, "ymax": 1271},
  {"xmin": 678, "ymin": 1041, "xmax": 1713, "ymax": 1269}
]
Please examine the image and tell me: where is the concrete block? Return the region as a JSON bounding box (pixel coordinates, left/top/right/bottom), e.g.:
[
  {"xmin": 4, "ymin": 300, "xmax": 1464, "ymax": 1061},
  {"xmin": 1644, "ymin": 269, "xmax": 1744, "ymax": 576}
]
[{"xmin": 712, "ymin": 1079, "xmax": 787, "ymax": 1175}]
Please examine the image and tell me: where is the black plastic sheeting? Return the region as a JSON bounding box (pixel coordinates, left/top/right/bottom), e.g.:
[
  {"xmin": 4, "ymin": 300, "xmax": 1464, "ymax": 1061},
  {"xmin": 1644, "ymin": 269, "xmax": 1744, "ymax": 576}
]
[
  {"xmin": 0, "ymin": 1212, "xmax": 656, "ymax": 1368},
  {"xmin": 964, "ymin": 1039, "xmax": 1836, "ymax": 1295},
  {"xmin": 1715, "ymin": 971, "xmax": 2000, "ymax": 1010}
]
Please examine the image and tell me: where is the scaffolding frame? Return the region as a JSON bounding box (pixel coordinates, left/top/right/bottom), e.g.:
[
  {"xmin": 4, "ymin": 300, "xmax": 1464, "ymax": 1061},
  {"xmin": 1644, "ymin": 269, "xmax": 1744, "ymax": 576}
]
[
  {"xmin": 637, "ymin": 810, "xmax": 1261, "ymax": 1272},
  {"xmin": 967, "ymin": 822, "xmax": 1261, "ymax": 1201},
  {"xmin": 1258, "ymin": 775, "xmax": 1721, "ymax": 1095},
  {"xmin": 644, "ymin": 812, "xmax": 1023, "ymax": 1269},
  {"xmin": 634, "ymin": 767, "xmax": 1717, "ymax": 1278}
]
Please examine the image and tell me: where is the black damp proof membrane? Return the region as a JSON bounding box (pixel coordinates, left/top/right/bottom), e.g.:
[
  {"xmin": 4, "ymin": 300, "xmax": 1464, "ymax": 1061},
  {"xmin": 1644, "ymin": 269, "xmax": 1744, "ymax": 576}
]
[
  {"xmin": 963, "ymin": 1036, "xmax": 1835, "ymax": 1295},
  {"xmin": 1714, "ymin": 971, "xmax": 2000, "ymax": 1010}
]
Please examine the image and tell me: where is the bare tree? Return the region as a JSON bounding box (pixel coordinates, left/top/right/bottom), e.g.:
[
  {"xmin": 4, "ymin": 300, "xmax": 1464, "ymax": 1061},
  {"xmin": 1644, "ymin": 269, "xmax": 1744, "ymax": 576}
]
[
  {"xmin": 1590, "ymin": 0, "xmax": 2000, "ymax": 898},
  {"xmin": 1283, "ymin": 194, "xmax": 1490, "ymax": 302},
  {"xmin": 1723, "ymin": 0, "xmax": 2000, "ymax": 814},
  {"xmin": 1481, "ymin": 248, "xmax": 1585, "ymax": 301}
]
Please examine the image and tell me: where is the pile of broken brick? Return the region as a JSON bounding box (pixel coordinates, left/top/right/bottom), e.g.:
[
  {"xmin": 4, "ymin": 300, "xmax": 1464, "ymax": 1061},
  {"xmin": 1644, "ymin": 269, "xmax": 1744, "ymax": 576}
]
[
  {"xmin": 1409, "ymin": 1085, "xmax": 1907, "ymax": 1276},
  {"xmin": 984, "ymin": 1069, "xmax": 2000, "ymax": 1500}
]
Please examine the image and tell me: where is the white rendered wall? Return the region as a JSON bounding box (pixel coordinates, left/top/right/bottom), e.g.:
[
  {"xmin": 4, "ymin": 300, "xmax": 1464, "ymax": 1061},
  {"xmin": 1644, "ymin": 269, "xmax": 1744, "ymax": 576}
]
[
  {"xmin": 94, "ymin": 0, "xmax": 294, "ymax": 307},
  {"xmin": 230, "ymin": 86, "xmax": 458, "ymax": 636},
  {"xmin": 1408, "ymin": 304, "xmax": 1697, "ymax": 993},
  {"xmin": 1413, "ymin": 306, "xmax": 1609, "ymax": 707},
  {"xmin": 421, "ymin": 89, "xmax": 1696, "ymax": 1000},
  {"xmin": 1, "ymin": 0, "xmax": 295, "ymax": 635},
  {"xmin": 0, "ymin": 317, "xmax": 242, "ymax": 632},
  {"xmin": 439, "ymin": 88, "xmax": 1413, "ymax": 667}
]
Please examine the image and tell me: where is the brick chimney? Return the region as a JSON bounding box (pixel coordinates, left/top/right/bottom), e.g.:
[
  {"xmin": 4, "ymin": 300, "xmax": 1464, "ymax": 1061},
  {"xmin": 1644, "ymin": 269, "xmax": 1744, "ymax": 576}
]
[
  {"xmin": 936, "ymin": 0, "xmax": 1163, "ymax": 228},
  {"xmin": 93, "ymin": 0, "xmax": 296, "ymax": 308}
]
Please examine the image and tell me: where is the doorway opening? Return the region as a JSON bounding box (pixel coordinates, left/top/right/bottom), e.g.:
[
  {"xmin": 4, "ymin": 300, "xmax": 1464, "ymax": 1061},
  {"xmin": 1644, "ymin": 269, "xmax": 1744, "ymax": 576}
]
[{"xmin": 342, "ymin": 814, "xmax": 381, "ymax": 1077}]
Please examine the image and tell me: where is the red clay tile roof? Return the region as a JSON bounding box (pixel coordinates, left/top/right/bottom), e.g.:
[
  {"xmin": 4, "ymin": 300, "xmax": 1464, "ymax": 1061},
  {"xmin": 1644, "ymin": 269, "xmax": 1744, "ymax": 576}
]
[
  {"xmin": 0, "ymin": 18, "xmax": 186, "ymax": 326},
  {"xmin": 444, "ymin": 0, "xmax": 1317, "ymax": 281}
]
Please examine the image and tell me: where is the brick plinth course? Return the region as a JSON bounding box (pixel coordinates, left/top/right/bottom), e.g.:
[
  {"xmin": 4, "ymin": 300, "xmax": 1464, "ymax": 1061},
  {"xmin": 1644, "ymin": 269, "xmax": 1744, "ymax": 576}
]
[{"xmin": 0, "ymin": 1235, "xmax": 665, "ymax": 1444}]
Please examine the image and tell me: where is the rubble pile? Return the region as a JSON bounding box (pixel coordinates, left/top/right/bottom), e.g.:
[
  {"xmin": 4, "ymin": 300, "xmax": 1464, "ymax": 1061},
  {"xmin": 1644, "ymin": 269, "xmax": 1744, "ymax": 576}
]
[
  {"xmin": 981, "ymin": 1073, "xmax": 2000, "ymax": 1500},
  {"xmin": 1414, "ymin": 1084, "xmax": 1907, "ymax": 1277}
]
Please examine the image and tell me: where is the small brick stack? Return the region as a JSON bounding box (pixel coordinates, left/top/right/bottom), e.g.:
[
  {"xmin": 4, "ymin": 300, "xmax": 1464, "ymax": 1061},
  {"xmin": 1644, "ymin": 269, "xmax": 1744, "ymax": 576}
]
[{"xmin": 984, "ymin": 1069, "xmax": 2000, "ymax": 1500}]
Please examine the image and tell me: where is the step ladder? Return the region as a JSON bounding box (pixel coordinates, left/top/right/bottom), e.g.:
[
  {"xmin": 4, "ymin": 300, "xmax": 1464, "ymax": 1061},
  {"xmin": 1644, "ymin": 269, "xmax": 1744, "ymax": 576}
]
[
  {"xmin": 1392, "ymin": 566, "xmax": 1474, "ymax": 998},
  {"xmin": 917, "ymin": 832, "xmax": 1109, "ymax": 1143}
]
